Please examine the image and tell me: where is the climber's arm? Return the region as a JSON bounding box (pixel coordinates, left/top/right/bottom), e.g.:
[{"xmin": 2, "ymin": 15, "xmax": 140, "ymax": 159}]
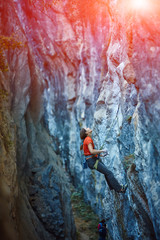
[{"xmin": 88, "ymin": 143, "xmax": 105, "ymax": 155}]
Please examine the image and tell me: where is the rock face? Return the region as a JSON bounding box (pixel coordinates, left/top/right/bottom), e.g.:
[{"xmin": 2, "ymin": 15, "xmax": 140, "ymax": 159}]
[
  {"xmin": 0, "ymin": 0, "xmax": 75, "ymax": 239},
  {"xmin": 0, "ymin": 0, "xmax": 160, "ymax": 240}
]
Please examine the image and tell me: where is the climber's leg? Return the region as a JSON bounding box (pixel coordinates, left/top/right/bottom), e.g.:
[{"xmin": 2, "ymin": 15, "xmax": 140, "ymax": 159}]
[
  {"xmin": 87, "ymin": 158, "xmax": 127, "ymax": 193},
  {"xmin": 96, "ymin": 161, "xmax": 122, "ymax": 192}
]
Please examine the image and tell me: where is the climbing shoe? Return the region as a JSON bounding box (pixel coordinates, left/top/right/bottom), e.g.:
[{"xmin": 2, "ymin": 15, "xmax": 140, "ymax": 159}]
[{"xmin": 120, "ymin": 184, "xmax": 128, "ymax": 193}]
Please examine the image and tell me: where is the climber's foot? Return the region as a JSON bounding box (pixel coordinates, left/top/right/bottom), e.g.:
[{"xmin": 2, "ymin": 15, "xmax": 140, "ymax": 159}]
[{"xmin": 120, "ymin": 184, "xmax": 128, "ymax": 193}]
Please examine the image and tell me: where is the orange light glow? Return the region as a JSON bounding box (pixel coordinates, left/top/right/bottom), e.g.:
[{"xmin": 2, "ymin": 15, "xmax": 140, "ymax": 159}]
[{"xmin": 130, "ymin": 0, "xmax": 150, "ymax": 10}]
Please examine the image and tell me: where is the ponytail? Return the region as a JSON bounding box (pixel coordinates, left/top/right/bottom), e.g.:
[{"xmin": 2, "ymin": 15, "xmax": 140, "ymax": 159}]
[
  {"xmin": 80, "ymin": 144, "xmax": 83, "ymax": 151},
  {"xmin": 80, "ymin": 128, "xmax": 87, "ymax": 140},
  {"xmin": 80, "ymin": 128, "xmax": 87, "ymax": 151}
]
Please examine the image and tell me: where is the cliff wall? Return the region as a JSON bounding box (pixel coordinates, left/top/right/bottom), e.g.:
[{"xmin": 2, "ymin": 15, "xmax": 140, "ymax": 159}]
[{"xmin": 0, "ymin": 0, "xmax": 75, "ymax": 239}]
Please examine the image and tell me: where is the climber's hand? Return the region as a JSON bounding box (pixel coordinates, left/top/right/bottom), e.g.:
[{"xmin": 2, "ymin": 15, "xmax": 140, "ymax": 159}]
[
  {"xmin": 102, "ymin": 149, "xmax": 108, "ymax": 154},
  {"xmin": 100, "ymin": 149, "xmax": 108, "ymax": 157}
]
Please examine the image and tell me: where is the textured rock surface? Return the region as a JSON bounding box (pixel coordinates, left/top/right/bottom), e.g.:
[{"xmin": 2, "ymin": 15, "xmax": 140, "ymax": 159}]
[
  {"xmin": 0, "ymin": 0, "xmax": 75, "ymax": 239},
  {"xmin": 0, "ymin": 0, "xmax": 160, "ymax": 240}
]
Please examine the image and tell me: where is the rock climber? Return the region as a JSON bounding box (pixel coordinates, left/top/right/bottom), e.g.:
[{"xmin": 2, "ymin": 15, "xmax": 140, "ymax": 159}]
[{"xmin": 80, "ymin": 128, "xmax": 128, "ymax": 193}]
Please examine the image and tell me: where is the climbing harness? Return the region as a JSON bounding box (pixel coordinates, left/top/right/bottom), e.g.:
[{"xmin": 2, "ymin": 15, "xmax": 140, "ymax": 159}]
[
  {"xmin": 83, "ymin": 152, "xmax": 108, "ymax": 170},
  {"xmin": 93, "ymin": 159, "xmax": 99, "ymax": 170},
  {"xmin": 82, "ymin": 155, "xmax": 95, "ymax": 169},
  {"xmin": 93, "ymin": 152, "xmax": 108, "ymax": 170}
]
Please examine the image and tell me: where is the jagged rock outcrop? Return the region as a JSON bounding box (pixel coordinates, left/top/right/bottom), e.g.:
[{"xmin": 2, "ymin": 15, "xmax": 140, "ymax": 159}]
[{"xmin": 0, "ymin": 0, "xmax": 160, "ymax": 240}]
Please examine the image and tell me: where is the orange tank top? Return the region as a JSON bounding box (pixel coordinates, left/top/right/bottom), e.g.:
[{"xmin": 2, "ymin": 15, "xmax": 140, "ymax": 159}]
[{"xmin": 83, "ymin": 136, "xmax": 95, "ymax": 156}]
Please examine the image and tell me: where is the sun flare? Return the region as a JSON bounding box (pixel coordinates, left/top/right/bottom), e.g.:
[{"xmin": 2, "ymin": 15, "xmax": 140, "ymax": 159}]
[{"xmin": 130, "ymin": 0, "xmax": 150, "ymax": 10}]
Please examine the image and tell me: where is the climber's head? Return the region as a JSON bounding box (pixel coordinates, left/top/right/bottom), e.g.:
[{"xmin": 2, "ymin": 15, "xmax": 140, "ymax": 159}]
[
  {"xmin": 80, "ymin": 128, "xmax": 87, "ymax": 140},
  {"xmin": 100, "ymin": 219, "xmax": 106, "ymax": 224},
  {"xmin": 80, "ymin": 127, "xmax": 92, "ymax": 140}
]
